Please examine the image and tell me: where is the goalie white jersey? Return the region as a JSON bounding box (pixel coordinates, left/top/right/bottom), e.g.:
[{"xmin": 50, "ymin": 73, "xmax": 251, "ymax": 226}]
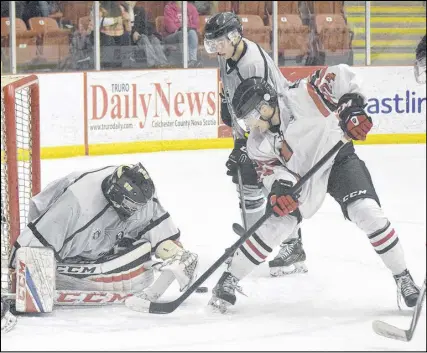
[
  {"xmin": 10, "ymin": 166, "xmax": 180, "ymax": 264},
  {"xmin": 247, "ymin": 64, "xmax": 363, "ymax": 218},
  {"xmin": 220, "ymin": 38, "xmax": 291, "ymax": 137}
]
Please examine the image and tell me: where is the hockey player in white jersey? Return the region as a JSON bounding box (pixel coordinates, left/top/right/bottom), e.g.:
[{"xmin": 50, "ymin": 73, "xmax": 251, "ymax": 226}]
[
  {"xmin": 414, "ymin": 34, "xmax": 426, "ymax": 84},
  {"xmin": 204, "ymin": 12, "xmax": 307, "ymax": 275},
  {"xmin": 9, "ymin": 163, "xmax": 198, "ymax": 307},
  {"xmin": 208, "ymin": 64, "xmax": 420, "ymax": 312}
]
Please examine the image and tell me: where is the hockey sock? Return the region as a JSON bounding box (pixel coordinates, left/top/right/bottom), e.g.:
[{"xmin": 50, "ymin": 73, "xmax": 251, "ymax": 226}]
[
  {"xmin": 229, "ymin": 216, "xmax": 298, "ymax": 279},
  {"xmin": 348, "ymin": 199, "xmax": 407, "ymax": 275},
  {"xmin": 228, "ymin": 232, "xmax": 273, "ymax": 279}
]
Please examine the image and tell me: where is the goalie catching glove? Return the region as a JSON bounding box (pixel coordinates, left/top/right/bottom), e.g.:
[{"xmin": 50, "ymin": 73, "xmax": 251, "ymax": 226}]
[
  {"xmin": 337, "ymin": 93, "xmax": 373, "ymax": 141},
  {"xmin": 155, "ymin": 240, "xmax": 199, "ymax": 292}
]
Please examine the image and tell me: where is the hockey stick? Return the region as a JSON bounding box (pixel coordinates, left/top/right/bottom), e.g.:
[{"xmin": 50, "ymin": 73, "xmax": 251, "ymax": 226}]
[
  {"xmin": 373, "ymin": 277, "xmax": 426, "ymax": 342},
  {"xmin": 230, "ymin": 99, "xmax": 248, "ymax": 230},
  {"xmin": 148, "ymin": 137, "xmax": 348, "ymax": 314},
  {"xmin": 218, "ymin": 55, "xmax": 248, "ymax": 231},
  {"xmin": 236, "ymin": 167, "xmax": 248, "ymax": 230}
]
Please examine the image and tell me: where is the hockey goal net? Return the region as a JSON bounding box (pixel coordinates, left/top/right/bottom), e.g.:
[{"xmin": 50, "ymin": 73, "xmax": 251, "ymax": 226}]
[{"xmin": 1, "ymin": 75, "xmax": 40, "ymax": 295}]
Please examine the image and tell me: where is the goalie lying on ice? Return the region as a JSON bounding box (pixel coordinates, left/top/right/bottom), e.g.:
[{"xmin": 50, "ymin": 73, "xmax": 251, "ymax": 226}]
[{"xmin": 9, "ymin": 163, "xmax": 199, "ymax": 312}]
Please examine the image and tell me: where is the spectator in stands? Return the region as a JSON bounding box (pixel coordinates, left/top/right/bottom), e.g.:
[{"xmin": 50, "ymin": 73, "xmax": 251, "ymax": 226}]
[
  {"xmin": 163, "ymin": 1, "xmax": 201, "ymax": 67},
  {"xmin": 122, "ymin": 1, "xmax": 169, "ymax": 68},
  {"xmin": 194, "ymin": 1, "xmax": 218, "ymax": 15},
  {"xmin": 1, "ymin": 1, "xmax": 26, "ymax": 19},
  {"xmin": 67, "ymin": 17, "xmax": 94, "ymax": 70},
  {"xmin": 22, "ymin": 1, "xmax": 47, "ymax": 25},
  {"xmin": 298, "ymin": 1, "xmax": 311, "ymax": 26},
  {"xmin": 97, "ymin": 1, "xmax": 130, "ymax": 47}
]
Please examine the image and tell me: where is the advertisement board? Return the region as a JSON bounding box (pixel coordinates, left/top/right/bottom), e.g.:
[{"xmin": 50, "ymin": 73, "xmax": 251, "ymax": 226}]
[
  {"xmin": 279, "ymin": 66, "xmax": 426, "ymax": 139},
  {"xmin": 35, "ymin": 73, "xmax": 85, "ymax": 157},
  {"xmin": 86, "ymin": 69, "xmax": 219, "ymax": 146}
]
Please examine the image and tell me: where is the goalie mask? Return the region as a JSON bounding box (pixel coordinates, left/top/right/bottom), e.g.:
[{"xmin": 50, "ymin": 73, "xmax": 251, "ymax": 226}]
[
  {"xmin": 103, "ymin": 163, "xmax": 155, "ymax": 220},
  {"xmin": 232, "ymin": 77, "xmax": 278, "ymax": 131}
]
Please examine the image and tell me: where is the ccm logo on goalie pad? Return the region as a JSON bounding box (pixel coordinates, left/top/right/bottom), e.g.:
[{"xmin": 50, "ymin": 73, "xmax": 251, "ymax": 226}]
[
  {"xmin": 15, "ymin": 247, "xmax": 55, "ymax": 313},
  {"xmin": 55, "ymin": 291, "xmax": 133, "ymax": 305},
  {"xmin": 57, "ymin": 265, "xmax": 99, "ymax": 275},
  {"xmin": 342, "ymin": 190, "xmax": 367, "ymax": 202}
]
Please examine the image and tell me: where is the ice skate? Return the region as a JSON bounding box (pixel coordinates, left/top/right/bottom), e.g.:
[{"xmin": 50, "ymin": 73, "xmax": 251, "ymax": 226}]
[
  {"xmin": 208, "ymin": 272, "xmax": 244, "ymax": 313},
  {"xmin": 394, "ymin": 269, "xmax": 420, "ymax": 309},
  {"xmin": 269, "ymin": 235, "xmax": 308, "ymax": 277}
]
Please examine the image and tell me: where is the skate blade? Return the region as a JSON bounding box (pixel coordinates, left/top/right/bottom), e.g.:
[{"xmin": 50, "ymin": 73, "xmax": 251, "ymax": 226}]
[
  {"xmin": 208, "ymin": 297, "xmax": 231, "ymax": 314},
  {"xmin": 270, "ymin": 262, "xmax": 308, "ymax": 277}
]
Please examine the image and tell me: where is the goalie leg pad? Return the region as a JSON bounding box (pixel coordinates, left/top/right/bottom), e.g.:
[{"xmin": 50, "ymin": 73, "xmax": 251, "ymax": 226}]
[
  {"xmin": 57, "ymin": 241, "xmax": 154, "ymax": 293},
  {"xmin": 15, "ymin": 247, "xmax": 56, "ymax": 313}
]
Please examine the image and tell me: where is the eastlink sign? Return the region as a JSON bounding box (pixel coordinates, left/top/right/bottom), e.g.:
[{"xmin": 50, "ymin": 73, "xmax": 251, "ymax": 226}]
[{"xmin": 366, "ymin": 90, "xmax": 426, "ymax": 115}]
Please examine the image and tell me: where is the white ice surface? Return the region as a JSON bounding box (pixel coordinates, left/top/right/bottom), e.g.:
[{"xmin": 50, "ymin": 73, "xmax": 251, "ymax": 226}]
[{"xmin": 2, "ymin": 144, "xmax": 426, "ymax": 351}]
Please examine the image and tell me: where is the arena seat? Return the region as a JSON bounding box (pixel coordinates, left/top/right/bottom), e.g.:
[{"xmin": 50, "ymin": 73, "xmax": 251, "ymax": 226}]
[
  {"xmin": 1, "ymin": 17, "xmax": 38, "ymax": 65},
  {"xmin": 28, "ymin": 17, "xmax": 70, "ymax": 64}
]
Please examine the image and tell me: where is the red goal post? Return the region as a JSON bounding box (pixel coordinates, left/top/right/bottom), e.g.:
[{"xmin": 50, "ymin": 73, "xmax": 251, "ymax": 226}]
[{"xmin": 1, "ymin": 74, "xmax": 41, "ymax": 294}]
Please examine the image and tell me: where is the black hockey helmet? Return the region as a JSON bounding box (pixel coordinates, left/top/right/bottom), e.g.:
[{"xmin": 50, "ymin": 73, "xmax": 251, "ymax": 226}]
[
  {"xmin": 102, "ymin": 163, "xmax": 155, "ymax": 220},
  {"xmin": 204, "ymin": 12, "xmax": 243, "ymax": 54},
  {"xmin": 204, "ymin": 12, "xmax": 242, "ymax": 40},
  {"xmin": 232, "ymin": 76, "xmax": 278, "ymax": 120}
]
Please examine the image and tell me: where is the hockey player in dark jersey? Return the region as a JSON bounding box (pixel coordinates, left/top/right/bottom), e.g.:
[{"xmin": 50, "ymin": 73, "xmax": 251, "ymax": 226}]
[{"xmin": 204, "ymin": 12, "xmax": 307, "ymax": 276}]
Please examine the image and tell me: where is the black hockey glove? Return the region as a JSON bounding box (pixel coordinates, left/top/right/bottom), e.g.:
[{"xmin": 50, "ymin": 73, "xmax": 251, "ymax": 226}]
[
  {"xmin": 226, "ymin": 138, "xmax": 259, "ymax": 186},
  {"xmin": 337, "ymin": 93, "xmax": 373, "ymax": 141},
  {"xmin": 267, "ymin": 180, "xmax": 300, "ymax": 217},
  {"xmin": 220, "ymin": 92, "xmax": 232, "ymax": 127}
]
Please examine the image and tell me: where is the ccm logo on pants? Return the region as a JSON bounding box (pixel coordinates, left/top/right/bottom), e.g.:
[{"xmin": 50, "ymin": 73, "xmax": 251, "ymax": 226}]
[{"xmin": 343, "ymin": 190, "xmax": 367, "ymax": 202}]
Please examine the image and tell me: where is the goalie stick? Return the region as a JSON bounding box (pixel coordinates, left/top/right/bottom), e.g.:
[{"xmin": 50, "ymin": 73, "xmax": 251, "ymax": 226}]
[
  {"xmin": 373, "ymin": 277, "xmax": 426, "ymax": 342},
  {"xmin": 147, "ymin": 137, "xmax": 349, "ymax": 314}
]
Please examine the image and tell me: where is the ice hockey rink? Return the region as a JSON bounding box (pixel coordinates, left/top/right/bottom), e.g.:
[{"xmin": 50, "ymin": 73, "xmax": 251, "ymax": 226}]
[{"xmin": 1, "ymin": 144, "xmax": 426, "ymax": 351}]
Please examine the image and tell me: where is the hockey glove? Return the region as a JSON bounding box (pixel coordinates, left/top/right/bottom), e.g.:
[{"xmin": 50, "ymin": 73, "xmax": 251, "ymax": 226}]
[
  {"xmin": 268, "ymin": 180, "xmax": 299, "ymax": 217},
  {"xmin": 226, "ymin": 139, "xmax": 259, "ymax": 186},
  {"xmin": 337, "ymin": 93, "xmax": 373, "ymax": 141}
]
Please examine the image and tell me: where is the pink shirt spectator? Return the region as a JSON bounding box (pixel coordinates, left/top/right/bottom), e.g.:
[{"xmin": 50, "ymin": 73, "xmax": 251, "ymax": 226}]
[{"xmin": 163, "ymin": 1, "xmax": 200, "ymax": 35}]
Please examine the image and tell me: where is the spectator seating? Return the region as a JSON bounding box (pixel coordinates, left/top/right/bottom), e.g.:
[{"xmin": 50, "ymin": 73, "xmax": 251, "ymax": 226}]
[
  {"xmin": 1, "ymin": 17, "xmax": 38, "ymax": 65},
  {"xmin": 28, "ymin": 17, "xmax": 70, "ymax": 64},
  {"xmin": 313, "ymin": 14, "xmax": 352, "ymax": 64},
  {"xmin": 239, "ymin": 15, "xmax": 271, "ymax": 53},
  {"xmin": 278, "ymin": 1, "xmax": 300, "ymax": 15},
  {"xmin": 272, "ymin": 14, "xmax": 309, "ymax": 63},
  {"xmin": 235, "ymin": 1, "xmax": 266, "ymax": 18},
  {"xmin": 136, "ymin": 1, "xmax": 165, "ymax": 23},
  {"xmin": 217, "ymin": 1, "xmax": 232, "ymax": 13},
  {"xmin": 59, "ymin": 1, "xmax": 92, "ymax": 27},
  {"xmin": 309, "ymin": 1, "xmax": 345, "ymax": 16}
]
